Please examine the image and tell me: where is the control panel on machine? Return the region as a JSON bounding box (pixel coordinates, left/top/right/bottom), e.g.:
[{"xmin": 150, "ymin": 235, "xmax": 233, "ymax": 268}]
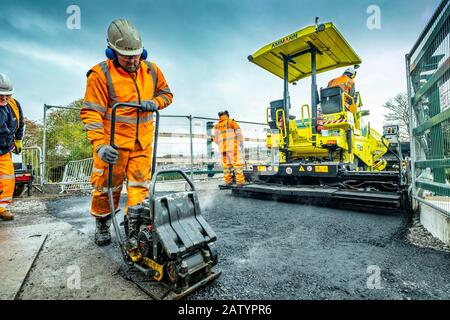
[
  {"xmin": 383, "ymin": 125, "xmax": 399, "ymax": 137},
  {"xmin": 383, "ymin": 125, "xmax": 400, "ymax": 148}
]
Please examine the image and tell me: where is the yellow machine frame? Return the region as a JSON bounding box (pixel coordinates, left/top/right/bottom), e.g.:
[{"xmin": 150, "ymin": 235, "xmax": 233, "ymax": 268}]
[{"xmin": 249, "ymin": 22, "xmax": 389, "ymax": 171}]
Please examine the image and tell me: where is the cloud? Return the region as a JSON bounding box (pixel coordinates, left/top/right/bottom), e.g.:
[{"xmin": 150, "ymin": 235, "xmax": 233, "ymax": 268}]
[
  {"xmin": 0, "ymin": 0, "xmax": 441, "ymax": 133},
  {"xmin": 6, "ymin": 9, "xmax": 65, "ymax": 36},
  {"xmin": 0, "ymin": 41, "xmax": 94, "ymax": 72}
]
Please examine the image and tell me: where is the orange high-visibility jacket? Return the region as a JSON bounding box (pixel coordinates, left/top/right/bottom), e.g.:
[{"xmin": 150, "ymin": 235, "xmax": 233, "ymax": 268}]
[
  {"xmin": 328, "ymin": 75, "xmax": 355, "ymax": 97},
  {"xmin": 213, "ymin": 116, "xmax": 243, "ymax": 153},
  {"xmin": 81, "ymin": 59, "xmax": 173, "ymax": 151}
]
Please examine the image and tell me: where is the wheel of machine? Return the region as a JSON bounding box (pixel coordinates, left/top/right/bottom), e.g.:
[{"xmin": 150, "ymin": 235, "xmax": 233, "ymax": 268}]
[
  {"xmin": 13, "ymin": 183, "xmax": 25, "ymax": 197},
  {"xmin": 137, "ymin": 229, "xmax": 152, "ymax": 258},
  {"xmin": 166, "ymin": 260, "xmax": 179, "ymax": 285}
]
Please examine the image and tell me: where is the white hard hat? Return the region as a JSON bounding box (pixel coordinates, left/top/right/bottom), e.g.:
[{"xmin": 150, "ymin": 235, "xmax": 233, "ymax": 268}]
[
  {"xmin": 344, "ymin": 67, "xmax": 357, "ymax": 78},
  {"xmin": 107, "ymin": 19, "xmax": 143, "ymax": 56},
  {"xmin": 0, "ymin": 73, "xmax": 14, "ymax": 95}
]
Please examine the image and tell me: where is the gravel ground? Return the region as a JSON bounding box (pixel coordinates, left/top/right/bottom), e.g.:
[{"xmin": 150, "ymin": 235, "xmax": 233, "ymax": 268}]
[
  {"xmin": 406, "ymin": 214, "xmax": 450, "ymax": 253},
  {"xmin": 42, "ymin": 188, "xmax": 450, "ymax": 300}
]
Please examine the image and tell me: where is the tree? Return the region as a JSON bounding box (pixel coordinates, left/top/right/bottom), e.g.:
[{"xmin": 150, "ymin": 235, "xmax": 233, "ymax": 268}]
[
  {"xmin": 45, "ymin": 98, "xmax": 93, "ymax": 181},
  {"xmin": 382, "ymin": 92, "xmax": 410, "ymax": 141},
  {"xmin": 46, "ymin": 98, "xmax": 92, "ymax": 161},
  {"xmin": 23, "ymin": 118, "xmax": 43, "ymax": 148}
]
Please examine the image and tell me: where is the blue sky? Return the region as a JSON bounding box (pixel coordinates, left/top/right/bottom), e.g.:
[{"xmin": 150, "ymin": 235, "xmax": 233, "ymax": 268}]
[{"xmin": 0, "ymin": 0, "xmax": 442, "ymax": 132}]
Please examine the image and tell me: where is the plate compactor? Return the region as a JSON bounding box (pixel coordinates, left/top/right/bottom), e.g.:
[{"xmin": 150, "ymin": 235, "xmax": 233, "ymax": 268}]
[{"xmin": 107, "ymin": 103, "xmax": 221, "ymax": 300}]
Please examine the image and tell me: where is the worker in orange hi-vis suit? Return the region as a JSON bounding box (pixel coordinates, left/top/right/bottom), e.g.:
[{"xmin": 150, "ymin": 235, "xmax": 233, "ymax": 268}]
[
  {"xmin": 213, "ymin": 111, "xmax": 245, "ymax": 186},
  {"xmin": 328, "ymin": 67, "xmax": 358, "ymax": 114},
  {"xmin": 0, "ymin": 73, "xmax": 24, "ymax": 221},
  {"xmin": 80, "ymin": 19, "xmax": 173, "ymax": 246}
]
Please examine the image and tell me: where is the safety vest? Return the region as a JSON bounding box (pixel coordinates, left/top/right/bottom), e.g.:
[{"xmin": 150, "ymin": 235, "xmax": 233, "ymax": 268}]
[
  {"xmin": 0, "ymin": 98, "xmax": 22, "ymax": 155},
  {"xmin": 81, "ymin": 59, "xmax": 173, "ymax": 151},
  {"xmin": 214, "ymin": 116, "xmax": 243, "ymax": 152},
  {"xmin": 328, "ymin": 75, "xmax": 354, "ymax": 96},
  {"xmin": 8, "ymin": 98, "xmax": 21, "ymax": 132}
]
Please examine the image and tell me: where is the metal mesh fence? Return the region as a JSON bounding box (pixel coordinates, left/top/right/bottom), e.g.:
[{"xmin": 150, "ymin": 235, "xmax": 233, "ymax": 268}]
[
  {"xmin": 22, "ymin": 146, "xmax": 43, "ymax": 187},
  {"xmin": 43, "ymin": 104, "xmax": 92, "ymax": 183},
  {"xmin": 407, "ymin": 0, "xmax": 450, "ymax": 215},
  {"xmin": 43, "ymin": 106, "xmax": 269, "ymax": 189},
  {"xmin": 155, "ymin": 116, "xmax": 270, "ymax": 171}
]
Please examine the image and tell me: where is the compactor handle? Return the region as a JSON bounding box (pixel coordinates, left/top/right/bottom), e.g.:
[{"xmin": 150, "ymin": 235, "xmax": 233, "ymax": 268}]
[
  {"xmin": 106, "ymin": 102, "xmax": 159, "ymax": 254},
  {"xmin": 108, "ymin": 102, "xmax": 160, "ymax": 189},
  {"xmin": 149, "ymin": 169, "xmax": 196, "ymax": 202}
]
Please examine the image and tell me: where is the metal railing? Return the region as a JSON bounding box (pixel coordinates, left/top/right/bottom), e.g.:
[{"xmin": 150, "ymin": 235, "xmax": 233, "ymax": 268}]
[
  {"xmin": 406, "ymin": 0, "xmax": 450, "ymax": 215},
  {"xmin": 22, "ymin": 146, "xmax": 44, "ymax": 187},
  {"xmin": 60, "ymin": 157, "xmax": 93, "ymax": 192}
]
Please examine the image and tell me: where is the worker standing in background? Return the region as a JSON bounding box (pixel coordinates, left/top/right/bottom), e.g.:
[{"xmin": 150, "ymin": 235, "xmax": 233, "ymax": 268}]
[
  {"xmin": 328, "ymin": 67, "xmax": 358, "ymax": 114},
  {"xmin": 0, "ymin": 73, "xmax": 24, "ymax": 221},
  {"xmin": 80, "ymin": 19, "xmax": 173, "ymax": 246},
  {"xmin": 213, "ymin": 111, "xmax": 245, "ymax": 186}
]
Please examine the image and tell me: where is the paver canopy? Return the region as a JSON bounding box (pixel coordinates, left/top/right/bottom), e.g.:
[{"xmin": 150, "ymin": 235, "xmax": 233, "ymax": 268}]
[{"xmin": 248, "ymin": 22, "xmax": 362, "ymax": 82}]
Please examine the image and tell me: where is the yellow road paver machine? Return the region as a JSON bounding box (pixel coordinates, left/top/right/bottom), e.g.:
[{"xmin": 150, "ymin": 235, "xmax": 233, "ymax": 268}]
[{"xmin": 222, "ymin": 21, "xmax": 410, "ymax": 212}]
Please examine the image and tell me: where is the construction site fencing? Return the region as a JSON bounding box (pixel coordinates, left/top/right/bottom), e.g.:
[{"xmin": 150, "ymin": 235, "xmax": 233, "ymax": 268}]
[
  {"xmin": 60, "ymin": 157, "xmax": 93, "ymax": 192},
  {"xmin": 22, "ymin": 146, "xmax": 44, "ymax": 187},
  {"xmin": 42, "ymin": 104, "xmax": 269, "ymax": 190},
  {"xmin": 406, "ymin": 0, "xmax": 450, "ymax": 215}
]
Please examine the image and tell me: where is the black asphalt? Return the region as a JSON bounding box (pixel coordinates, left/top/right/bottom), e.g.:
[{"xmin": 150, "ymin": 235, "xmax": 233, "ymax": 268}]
[{"xmin": 46, "ymin": 190, "xmax": 450, "ymax": 300}]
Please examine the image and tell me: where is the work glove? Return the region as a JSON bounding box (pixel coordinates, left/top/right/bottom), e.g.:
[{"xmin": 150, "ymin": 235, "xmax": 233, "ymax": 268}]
[
  {"xmin": 13, "ymin": 140, "xmax": 23, "ymax": 154},
  {"xmin": 96, "ymin": 144, "xmax": 119, "ymax": 165},
  {"xmin": 141, "ymin": 100, "xmax": 158, "ymax": 112}
]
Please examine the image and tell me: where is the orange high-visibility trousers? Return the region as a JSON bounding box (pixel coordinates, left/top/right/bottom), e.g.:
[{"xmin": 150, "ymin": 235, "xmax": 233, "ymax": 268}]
[
  {"xmin": 0, "ymin": 152, "xmax": 15, "ymax": 214},
  {"xmin": 90, "ymin": 142, "xmax": 152, "ymax": 218},
  {"xmin": 221, "ymin": 147, "xmax": 244, "ymax": 185}
]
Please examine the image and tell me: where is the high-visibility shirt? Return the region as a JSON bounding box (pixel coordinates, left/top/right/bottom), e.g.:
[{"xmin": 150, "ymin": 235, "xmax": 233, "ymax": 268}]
[
  {"xmin": 328, "ymin": 75, "xmax": 355, "ymax": 97},
  {"xmin": 0, "ymin": 98, "xmax": 24, "ymax": 155},
  {"xmin": 81, "ymin": 59, "xmax": 173, "ymax": 151},
  {"xmin": 213, "ymin": 116, "xmax": 243, "ymax": 152}
]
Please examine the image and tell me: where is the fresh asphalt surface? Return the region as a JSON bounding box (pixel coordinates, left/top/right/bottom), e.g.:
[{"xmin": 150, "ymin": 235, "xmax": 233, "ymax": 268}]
[{"xmin": 46, "ymin": 189, "xmax": 450, "ymax": 300}]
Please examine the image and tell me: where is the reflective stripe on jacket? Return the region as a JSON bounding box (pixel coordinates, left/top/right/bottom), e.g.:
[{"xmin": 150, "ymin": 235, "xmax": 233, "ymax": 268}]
[
  {"xmin": 81, "ymin": 59, "xmax": 173, "ymax": 151},
  {"xmin": 213, "ymin": 116, "xmax": 243, "ymax": 152}
]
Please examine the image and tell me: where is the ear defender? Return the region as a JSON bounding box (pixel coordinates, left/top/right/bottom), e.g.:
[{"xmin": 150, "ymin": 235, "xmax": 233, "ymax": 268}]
[
  {"xmin": 140, "ymin": 48, "xmax": 148, "ymax": 60},
  {"xmin": 105, "ymin": 47, "xmax": 116, "ymax": 60}
]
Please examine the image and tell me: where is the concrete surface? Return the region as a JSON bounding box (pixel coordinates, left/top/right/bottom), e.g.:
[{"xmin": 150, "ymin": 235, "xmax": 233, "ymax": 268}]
[
  {"xmin": 17, "ymin": 227, "xmax": 149, "ymax": 300},
  {"xmin": 0, "ymin": 222, "xmax": 67, "ymax": 299},
  {"xmin": 420, "ymin": 200, "xmax": 450, "ymax": 246},
  {"xmin": 0, "ymin": 198, "xmax": 149, "ymax": 300}
]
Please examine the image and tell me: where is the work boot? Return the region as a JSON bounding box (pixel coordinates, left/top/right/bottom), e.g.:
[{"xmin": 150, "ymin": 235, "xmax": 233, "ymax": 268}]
[
  {"xmin": 94, "ymin": 216, "xmax": 111, "ymax": 246},
  {"xmin": 0, "ymin": 209, "xmax": 14, "ymax": 221}
]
